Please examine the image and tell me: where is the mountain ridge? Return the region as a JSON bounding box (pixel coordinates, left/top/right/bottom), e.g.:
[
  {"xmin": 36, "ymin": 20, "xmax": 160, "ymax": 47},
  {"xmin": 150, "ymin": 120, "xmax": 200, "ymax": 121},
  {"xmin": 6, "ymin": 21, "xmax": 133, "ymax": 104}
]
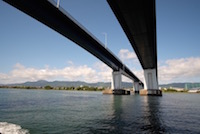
[
  {"xmin": 2, "ymin": 80, "xmax": 200, "ymax": 89},
  {"xmin": 3, "ymin": 80, "xmax": 132, "ymax": 88}
]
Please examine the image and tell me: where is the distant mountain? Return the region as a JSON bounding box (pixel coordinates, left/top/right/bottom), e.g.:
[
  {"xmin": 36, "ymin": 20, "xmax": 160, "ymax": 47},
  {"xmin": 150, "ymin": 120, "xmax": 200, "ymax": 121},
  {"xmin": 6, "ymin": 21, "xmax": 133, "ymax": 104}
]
[
  {"xmin": 159, "ymin": 83, "xmax": 186, "ymax": 88},
  {"xmin": 5, "ymin": 80, "xmax": 133, "ymax": 88},
  {"xmin": 159, "ymin": 82, "xmax": 200, "ymax": 89},
  {"xmin": 4, "ymin": 80, "xmax": 200, "ymax": 89}
]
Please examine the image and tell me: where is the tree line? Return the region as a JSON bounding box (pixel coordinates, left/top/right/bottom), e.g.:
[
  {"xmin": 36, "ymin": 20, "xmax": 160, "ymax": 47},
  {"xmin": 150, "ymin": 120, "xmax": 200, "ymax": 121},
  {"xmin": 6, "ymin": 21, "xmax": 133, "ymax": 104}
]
[{"xmin": 0, "ymin": 85, "xmax": 105, "ymax": 91}]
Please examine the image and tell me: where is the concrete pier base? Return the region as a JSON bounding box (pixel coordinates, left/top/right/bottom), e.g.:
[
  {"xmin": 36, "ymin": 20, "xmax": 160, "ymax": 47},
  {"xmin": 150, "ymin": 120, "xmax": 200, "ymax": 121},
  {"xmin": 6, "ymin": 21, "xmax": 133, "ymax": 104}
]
[
  {"xmin": 113, "ymin": 89, "xmax": 130, "ymax": 95},
  {"xmin": 134, "ymin": 90, "xmax": 139, "ymax": 94},
  {"xmin": 102, "ymin": 89, "xmax": 130, "ymax": 95},
  {"xmin": 130, "ymin": 90, "xmax": 139, "ymax": 95},
  {"xmin": 140, "ymin": 89, "xmax": 162, "ymax": 96},
  {"xmin": 102, "ymin": 89, "xmax": 113, "ymax": 95},
  {"xmin": 133, "ymin": 82, "xmax": 139, "ymax": 94}
]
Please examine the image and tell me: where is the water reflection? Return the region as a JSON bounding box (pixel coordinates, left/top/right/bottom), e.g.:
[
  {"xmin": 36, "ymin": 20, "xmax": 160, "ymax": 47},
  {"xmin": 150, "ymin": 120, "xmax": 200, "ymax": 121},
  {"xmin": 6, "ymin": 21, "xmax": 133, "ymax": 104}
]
[
  {"xmin": 107, "ymin": 95, "xmax": 140, "ymax": 133},
  {"xmin": 141, "ymin": 96, "xmax": 166, "ymax": 133},
  {"xmin": 109, "ymin": 96, "xmax": 125, "ymax": 133},
  {"xmin": 108, "ymin": 95, "xmax": 166, "ymax": 133},
  {"xmin": 90, "ymin": 95, "xmax": 166, "ymax": 133}
]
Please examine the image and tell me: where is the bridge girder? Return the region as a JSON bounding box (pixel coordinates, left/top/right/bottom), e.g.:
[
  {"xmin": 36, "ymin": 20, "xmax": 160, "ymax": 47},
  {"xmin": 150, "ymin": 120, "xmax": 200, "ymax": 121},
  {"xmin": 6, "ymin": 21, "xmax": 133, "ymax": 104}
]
[
  {"xmin": 3, "ymin": 0, "xmax": 143, "ymax": 84},
  {"xmin": 107, "ymin": 0, "xmax": 157, "ymax": 70}
]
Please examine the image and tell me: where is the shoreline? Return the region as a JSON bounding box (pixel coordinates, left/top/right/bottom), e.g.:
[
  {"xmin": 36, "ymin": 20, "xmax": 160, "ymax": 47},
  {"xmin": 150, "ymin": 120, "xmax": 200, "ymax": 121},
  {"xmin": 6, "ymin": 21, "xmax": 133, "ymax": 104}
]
[
  {"xmin": 0, "ymin": 86, "xmax": 105, "ymax": 92},
  {"xmin": 0, "ymin": 87, "xmax": 199, "ymax": 94}
]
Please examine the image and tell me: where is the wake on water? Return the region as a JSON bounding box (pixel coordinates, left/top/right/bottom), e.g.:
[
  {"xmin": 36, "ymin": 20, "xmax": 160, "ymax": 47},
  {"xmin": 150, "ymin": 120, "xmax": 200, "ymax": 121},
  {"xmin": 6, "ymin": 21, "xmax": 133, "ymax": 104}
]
[{"xmin": 0, "ymin": 122, "xmax": 29, "ymax": 134}]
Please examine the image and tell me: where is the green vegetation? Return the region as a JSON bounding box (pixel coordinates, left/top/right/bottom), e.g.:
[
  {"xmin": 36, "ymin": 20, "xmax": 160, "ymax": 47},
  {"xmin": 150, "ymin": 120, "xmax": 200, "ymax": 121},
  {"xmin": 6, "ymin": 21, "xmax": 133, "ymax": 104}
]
[
  {"xmin": 0, "ymin": 85, "xmax": 40, "ymax": 90},
  {"xmin": 44, "ymin": 85, "xmax": 53, "ymax": 90},
  {"xmin": 0, "ymin": 85, "xmax": 105, "ymax": 91}
]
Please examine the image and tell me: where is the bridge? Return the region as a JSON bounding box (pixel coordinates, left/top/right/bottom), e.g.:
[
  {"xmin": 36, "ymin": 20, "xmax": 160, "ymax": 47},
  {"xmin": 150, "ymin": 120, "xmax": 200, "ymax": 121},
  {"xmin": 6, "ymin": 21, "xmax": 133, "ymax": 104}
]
[
  {"xmin": 3, "ymin": 0, "xmax": 161, "ymax": 96},
  {"xmin": 107, "ymin": 0, "xmax": 161, "ymax": 96}
]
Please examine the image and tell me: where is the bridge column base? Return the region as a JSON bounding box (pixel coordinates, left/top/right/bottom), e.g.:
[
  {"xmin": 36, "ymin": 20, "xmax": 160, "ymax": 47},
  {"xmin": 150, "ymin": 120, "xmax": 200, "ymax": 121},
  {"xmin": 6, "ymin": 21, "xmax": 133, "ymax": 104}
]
[
  {"xmin": 140, "ymin": 89, "xmax": 162, "ymax": 96},
  {"xmin": 113, "ymin": 89, "xmax": 130, "ymax": 95},
  {"xmin": 102, "ymin": 89, "xmax": 113, "ymax": 95},
  {"xmin": 134, "ymin": 90, "xmax": 139, "ymax": 94},
  {"xmin": 133, "ymin": 81, "xmax": 139, "ymax": 94}
]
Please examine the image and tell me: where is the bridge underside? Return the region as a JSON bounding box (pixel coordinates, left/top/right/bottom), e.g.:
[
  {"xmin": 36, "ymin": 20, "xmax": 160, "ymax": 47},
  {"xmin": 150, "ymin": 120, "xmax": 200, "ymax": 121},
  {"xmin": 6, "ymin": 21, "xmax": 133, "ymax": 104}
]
[
  {"xmin": 3, "ymin": 0, "xmax": 144, "ymax": 93},
  {"xmin": 108, "ymin": 0, "xmax": 161, "ymax": 96}
]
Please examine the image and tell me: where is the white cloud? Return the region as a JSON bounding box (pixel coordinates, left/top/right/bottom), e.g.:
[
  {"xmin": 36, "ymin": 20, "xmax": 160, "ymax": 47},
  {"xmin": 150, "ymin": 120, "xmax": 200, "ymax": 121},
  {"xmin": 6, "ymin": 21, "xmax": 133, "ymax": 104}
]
[
  {"xmin": 93, "ymin": 61, "xmax": 112, "ymax": 82},
  {"xmin": 158, "ymin": 57, "xmax": 200, "ymax": 84},
  {"xmin": 117, "ymin": 49, "xmax": 143, "ymax": 83},
  {"xmin": 0, "ymin": 62, "xmax": 112, "ymax": 84},
  {"xmin": 119, "ymin": 49, "xmax": 137, "ymax": 61},
  {"xmin": 67, "ymin": 60, "xmax": 74, "ymax": 66},
  {"xmin": 122, "ymin": 57, "xmax": 200, "ymax": 84},
  {"xmin": 118, "ymin": 49, "xmax": 142, "ymax": 71},
  {"xmin": 118, "ymin": 49, "xmax": 200, "ymax": 84},
  {"xmin": 1, "ymin": 57, "xmax": 200, "ymax": 85}
]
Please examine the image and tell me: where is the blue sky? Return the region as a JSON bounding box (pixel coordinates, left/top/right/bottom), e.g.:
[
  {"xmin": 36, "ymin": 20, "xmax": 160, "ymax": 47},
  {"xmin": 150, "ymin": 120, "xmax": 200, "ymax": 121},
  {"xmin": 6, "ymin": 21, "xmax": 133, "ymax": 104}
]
[{"xmin": 0, "ymin": 0, "xmax": 200, "ymax": 84}]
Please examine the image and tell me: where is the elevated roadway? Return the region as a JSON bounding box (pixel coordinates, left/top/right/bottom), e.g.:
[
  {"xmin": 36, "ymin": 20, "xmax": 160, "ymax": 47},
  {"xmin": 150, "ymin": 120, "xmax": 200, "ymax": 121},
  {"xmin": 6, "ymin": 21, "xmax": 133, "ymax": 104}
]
[
  {"xmin": 108, "ymin": 0, "xmax": 161, "ymax": 95},
  {"xmin": 107, "ymin": 0, "xmax": 157, "ymax": 70},
  {"xmin": 3, "ymin": 0, "xmax": 143, "ymax": 90}
]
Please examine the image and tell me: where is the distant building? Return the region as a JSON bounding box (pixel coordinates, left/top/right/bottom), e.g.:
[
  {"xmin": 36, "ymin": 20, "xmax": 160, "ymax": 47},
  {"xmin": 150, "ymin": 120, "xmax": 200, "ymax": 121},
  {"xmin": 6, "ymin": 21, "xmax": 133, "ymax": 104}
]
[
  {"xmin": 174, "ymin": 87, "xmax": 185, "ymax": 91},
  {"xmin": 169, "ymin": 87, "xmax": 185, "ymax": 91},
  {"xmin": 185, "ymin": 83, "xmax": 200, "ymax": 90},
  {"xmin": 188, "ymin": 89, "xmax": 200, "ymax": 93}
]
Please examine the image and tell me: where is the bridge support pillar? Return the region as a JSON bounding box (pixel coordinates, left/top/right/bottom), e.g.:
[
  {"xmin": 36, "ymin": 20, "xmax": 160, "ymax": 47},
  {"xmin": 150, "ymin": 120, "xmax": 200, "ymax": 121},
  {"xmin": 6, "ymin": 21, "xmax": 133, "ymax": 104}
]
[
  {"xmin": 111, "ymin": 71, "xmax": 122, "ymax": 90},
  {"xmin": 140, "ymin": 69, "xmax": 162, "ymax": 96},
  {"xmin": 133, "ymin": 81, "xmax": 139, "ymax": 94},
  {"xmin": 111, "ymin": 71, "xmax": 130, "ymax": 95}
]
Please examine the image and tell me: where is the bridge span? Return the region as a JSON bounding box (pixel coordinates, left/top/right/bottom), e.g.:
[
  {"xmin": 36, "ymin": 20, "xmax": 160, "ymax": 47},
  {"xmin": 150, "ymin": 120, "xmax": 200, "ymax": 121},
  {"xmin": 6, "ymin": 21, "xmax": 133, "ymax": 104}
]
[
  {"xmin": 107, "ymin": 0, "xmax": 161, "ymax": 96},
  {"xmin": 3, "ymin": 0, "xmax": 144, "ymax": 93}
]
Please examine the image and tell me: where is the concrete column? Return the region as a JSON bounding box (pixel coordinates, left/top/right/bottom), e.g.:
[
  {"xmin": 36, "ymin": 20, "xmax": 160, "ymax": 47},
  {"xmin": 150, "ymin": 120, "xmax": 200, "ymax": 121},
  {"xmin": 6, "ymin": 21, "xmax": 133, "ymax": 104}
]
[
  {"xmin": 111, "ymin": 71, "xmax": 130, "ymax": 95},
  {"xmin": 140, "ymin": 68, "xmax": 162, "ymax": 96},
  {"xmin": 144, "ymin": 69, "xmax": 158, "ymax": 90},
  {"xmin": 133, "ymin": 81, "xmax": 139, "ymax": 93},
  {"xmin": 111, "ymin": 71, "xmax": 122, "ymax": 90}
]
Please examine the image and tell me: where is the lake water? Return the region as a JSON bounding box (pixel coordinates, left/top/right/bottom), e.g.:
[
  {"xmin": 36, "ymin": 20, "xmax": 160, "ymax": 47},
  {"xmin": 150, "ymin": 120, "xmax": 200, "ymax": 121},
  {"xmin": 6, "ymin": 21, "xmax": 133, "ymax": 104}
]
[{"xmin": 0, "ymin": 88, "xmax": 199, "ymax": 134}]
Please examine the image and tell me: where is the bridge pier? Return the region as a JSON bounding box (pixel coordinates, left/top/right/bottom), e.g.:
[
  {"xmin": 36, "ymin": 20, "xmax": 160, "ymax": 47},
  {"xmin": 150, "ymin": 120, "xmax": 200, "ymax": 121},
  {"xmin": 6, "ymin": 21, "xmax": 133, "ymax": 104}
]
[
  {"xmin": 111, "ymin": 71, "xmax": 122, "ymax": 90},
  {"xmin": 140, "ymin": 69, "xmax": 162, "ymax": 96},
  {"xmin": 111, "ymin": 71, "xmax": 130, "ymax": 95},
  {"xmin": 133, "ymin": 81, "xmax": 139, "ymax": 93}
]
